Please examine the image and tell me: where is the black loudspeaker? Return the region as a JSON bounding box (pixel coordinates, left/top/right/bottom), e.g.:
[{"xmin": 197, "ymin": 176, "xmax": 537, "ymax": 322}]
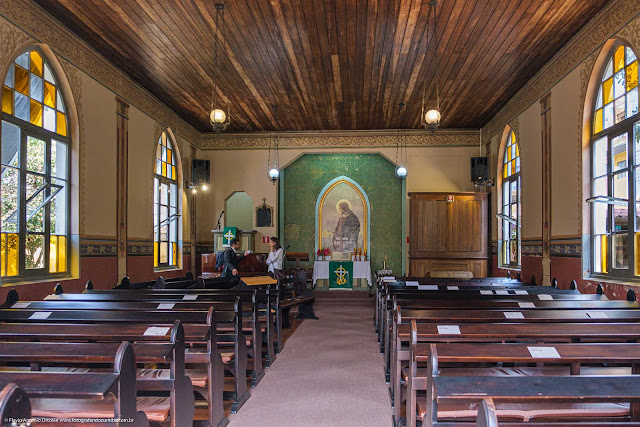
[
  {"xmin": 191, "ymin": 159, "xmax": 210, "ymax": 185},
  {"xmin": 470, "ymin": 156, "xmax": 489, "ymax": 184}
]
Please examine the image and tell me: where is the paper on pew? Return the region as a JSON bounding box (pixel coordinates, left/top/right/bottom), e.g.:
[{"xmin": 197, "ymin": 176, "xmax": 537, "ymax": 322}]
[
  {"xmin": 418, "ymin": 285, "xmax": 438, "ymax": 290},
  {"xmin": 503, "ymin": 312, "xmax": 524, "ymax": 319},
  {"xmin": 514, "ymin": 290, "xmax": 528, "ymax": 295},
  {"xmin": 157, "ymin": 303, "xmax": 175, "ymax": 310},
  {"xmin": 11, "ymin": 302, "xmax": 30, "ymax": 308},
  {"xmin": 495, "ymin": 290, "xmax": 509, "ymax": 295},
  {"xmin": 528, "ymin": 346, "xmax": 561, "ymax": 358},
  {"xmin": 29, "ymin": 311, "xmax": 52, "ymax": 320},
  {"xmin": 405, "ymin": 281, "xmax": 419, "ymax": 286},
  {"xmin": 579, "ymin": 302, "xmax": 601, "ymax": 308},
  {"xmin": 44, "ymin": 294, "xmax": 60, "ymax": 300},
  {"xmin": 437, "ymin": 325, "xmax": 461, "ymax": 335},
  {"xmin": 480, "ymin": 290, "xmax": 493, "ymax": 295},
  {"xmin": 447, "ymin": 286, "xmax": 459, "ymax": 290},
  {"xmin": 182, "ymin": 294, "xmax": 198, "ymax": 300},
  {"xmin": 587, "ymin": 311, "xmax": 608, "ymax": 319},
  {"xmin": 144, "ymin": 326, "xmax": 170, "ymax": 336},
  {"xmin": 518, "ymin": 302, "xmax": 536, "ymax": 308},
  {"xmin": 382, "ymin": 277, "xmax": 396, "ymax": 282},
  {"xmin": 538, "ymin": 294, "xmax": 553, "ymax": 300}
]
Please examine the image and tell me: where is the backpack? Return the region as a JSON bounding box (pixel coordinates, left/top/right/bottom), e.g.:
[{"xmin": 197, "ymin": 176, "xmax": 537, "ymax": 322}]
[{"xmin": 214, "ymin": 250, "xmax": 226, "ymax": 271}]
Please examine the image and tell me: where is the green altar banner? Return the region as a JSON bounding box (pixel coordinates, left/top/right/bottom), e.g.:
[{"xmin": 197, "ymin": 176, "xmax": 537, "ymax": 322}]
[
  {"xmin": 222, "ymin": 227, "xmax": 238, "ymax": 247},
  {"xmin": 329, "ymin": 261, "xmax": 353, "ymax": 289}
]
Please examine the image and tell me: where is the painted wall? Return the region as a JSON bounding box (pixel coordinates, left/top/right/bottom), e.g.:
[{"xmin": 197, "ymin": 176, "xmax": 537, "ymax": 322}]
[
  {"xmin": 485, "ymin": 1, "xmax": 640, "ymax": 299},
  {"xmin": 197, "ymin": 145, "xmax": 479, "ymax": 274},
  {"xmin": 225, "ymin": 192, "xmax": 254, "ymax": 231},
  {"xmin": 282, "ymin": 153, "xmax": 402, "ymax": 273},
  {"xmin": 0, "ymin": 14, "xmax": 196, "ymax": 302}
]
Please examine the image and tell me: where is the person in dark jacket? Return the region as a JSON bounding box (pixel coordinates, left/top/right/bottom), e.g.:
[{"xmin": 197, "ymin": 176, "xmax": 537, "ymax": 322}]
[{"xmin": 221, "ymin": 238, "xmax": 248, "ymax": 287}]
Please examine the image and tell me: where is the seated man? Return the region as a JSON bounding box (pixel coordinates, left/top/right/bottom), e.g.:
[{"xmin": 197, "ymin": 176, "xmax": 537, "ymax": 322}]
[{"xmin": 221, "ymin": 238, "xmax": 249, "ymax": 287}]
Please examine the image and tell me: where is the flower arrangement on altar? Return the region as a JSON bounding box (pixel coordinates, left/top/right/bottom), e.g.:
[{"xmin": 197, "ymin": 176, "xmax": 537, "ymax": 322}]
[{"xmin": 316, "ymin": 248, "xmax": 331, "ymax": 260}]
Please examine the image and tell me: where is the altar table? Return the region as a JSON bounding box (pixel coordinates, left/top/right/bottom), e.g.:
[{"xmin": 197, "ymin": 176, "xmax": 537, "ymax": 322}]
[{"xmin": 312, "ymin": 261, "xmax": 373, "ymax": 287}]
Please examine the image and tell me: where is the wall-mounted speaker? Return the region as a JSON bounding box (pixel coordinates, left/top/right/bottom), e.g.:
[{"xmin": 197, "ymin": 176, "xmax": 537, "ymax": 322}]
[
  {"xmin": 191, "ymin": 159, "xmax": 210, "ymax": 185},
  {"xmin": 470, "ymin": 156, "xmax": 489, "ymax": 184}
]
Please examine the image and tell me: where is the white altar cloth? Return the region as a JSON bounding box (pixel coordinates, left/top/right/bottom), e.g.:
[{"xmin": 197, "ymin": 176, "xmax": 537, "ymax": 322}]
[{"xmin": 312, "ymin": 260, "xmax": 372, "ymax": 287}]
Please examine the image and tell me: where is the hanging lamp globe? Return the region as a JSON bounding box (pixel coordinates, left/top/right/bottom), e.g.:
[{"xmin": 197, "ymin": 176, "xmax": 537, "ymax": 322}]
[
  {"xmin": 424, "ymin": 109, "xmax": 441, "ymax": 132},
  {"xmin": 210, "ymin": 108, "xmax": 230, "ymax": 133},
  {"xmin": 268, "ymin": 168, "xmax": 280, "ymax": 183},
  {"xmin": 395, "ymin": 165, "xmax": 408, "ymax": 179}
]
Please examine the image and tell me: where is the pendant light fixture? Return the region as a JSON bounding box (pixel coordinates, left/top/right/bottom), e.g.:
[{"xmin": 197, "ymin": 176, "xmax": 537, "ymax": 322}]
[
  {"xmin": 395, "ymin": 103, "xmax": 408, "ymax": 179},
  {"xmin": 421, "ymin": 0, "xmax": 441, "ymax": 132},
  {"xmin": 209, "ymin": 3, "xmax": 231, "ymax": 132},
  {"xmin": 267, "ymin": 105, "xmax": 280, "ymax": 184}
]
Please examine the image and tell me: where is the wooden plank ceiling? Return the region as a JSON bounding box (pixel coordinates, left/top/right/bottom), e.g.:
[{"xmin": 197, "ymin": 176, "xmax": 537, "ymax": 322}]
[{"xmin": 33, "ymin": 0, "xmax": 612, "ymax": 132}]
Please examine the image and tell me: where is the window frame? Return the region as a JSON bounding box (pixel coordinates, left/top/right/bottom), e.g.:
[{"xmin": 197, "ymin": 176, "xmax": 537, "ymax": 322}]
[
  {"xmin": 499, "ymin": 130, "xmax": 521, "ymax": 270},
  {"xmin": 153, "ymin": 132, "xmax": 181, "ymax": 270},
  {"xmin": 1, "ymin": 106, "xmax": 71, "ymax": 281},
  {"xmin": 589, "ymin": 42, "xmax": 640, "ymax": 281}
]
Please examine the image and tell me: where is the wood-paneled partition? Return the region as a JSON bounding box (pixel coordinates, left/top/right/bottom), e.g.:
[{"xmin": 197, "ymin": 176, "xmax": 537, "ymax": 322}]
[{"xmin": 409, "ymin": 192, "xmax": 489, "ymax": 278}]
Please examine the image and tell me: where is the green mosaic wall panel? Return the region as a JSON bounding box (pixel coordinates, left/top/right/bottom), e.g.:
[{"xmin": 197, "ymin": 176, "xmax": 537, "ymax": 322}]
[{"xmin": 282, "ymin": 153, "xmax": 403, "ymax": 274}]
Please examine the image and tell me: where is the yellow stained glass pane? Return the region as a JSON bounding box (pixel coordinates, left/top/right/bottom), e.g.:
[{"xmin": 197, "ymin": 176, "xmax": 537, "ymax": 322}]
[
  {"xmin": 593, "ymin": 108, "xmax": 603, "ymax": 134},
  {"xmin": 627, "ymin": 61, "xmax": 638, "ymax": 91},
  {"xmin": 507, "ymin": 145, "xmax": 511, "ymax": 161},
  {"xmin": 58, "ymin": 236, "xmax": 66, "ymax": 272},
  {"xmin": 154, "ymin": 242, "xmax": 159, "ymax": 267},
  {"xmin": 56, "ymin": 112, "xmax": 67, "ymax": 136},
  {"xmin": 172, "ymin": 242, "xmax": 177, "ymax": 266},
  {"xmin": 166, "ymin": 149, "xmax": 172, "ymax": 165},
  {"xmin": 2, "ymin": 87, "xmax": 13, "ymax": 115},
  {"xmin": 49, "ymin": 235, "xmax": 58, "ymax": 273},
  {"xmin": 515, "ymin": 144, "xmax": 520, "ymax": 157},
  {"xmin": 30, "ymin": 100, "xmax": 42, "ymax": 126},
  {"xmin": 43, "ymin": 81, "xmax": 55, "ymax": 108},
  {"xmin": 601, "ymin": 234, "xmax": 608, "ymax": 273},
  {"xmin": 603, "ymin": 78, "xmax": 614, "ymax": 104},
  {"xmin": 503, "ymin": 164, "xmax": 508, "ymax": 179},
  {"xmin": 1, "ymin": 234, "xmax": 6, "ymax": 277},
  {"xmin": 511, "ymin": 160, "xmax": 515, "ymax": 174},
  {"xmin": 172, "ymin": 166, "xmax": 176, "ymax": 179},
  {"xmin": 5, "ymin": 233, "xmax": 18, "ymax": 277},
  {"xmin": 14, "ymin": 66, "xmax": 28, "ymax": 96},
  {"xmin": 162, "ymin": 162, "xmax": 167, "ymax": 177},
  {"xmin": 615, "ymin": 46, "xmax": 625, "ymax": 72},
  {"xmin": 30, "ymin": 51, "xmax": 43, "ymax": 77}
]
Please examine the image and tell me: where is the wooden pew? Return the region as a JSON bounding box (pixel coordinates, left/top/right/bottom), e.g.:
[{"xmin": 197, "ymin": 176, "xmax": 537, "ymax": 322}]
[
  {"xmin": 0, "ymin": 304, "xmax": 248, "ymax": 416},
  {"xmin": 409, "ymin": 339, "xmax": 640, "ymax": 426},
  {"xmin": 0, "ymin": 341, "xmax": 149, "ymax": 426},
  {"xmin": 0, "ymin": 383, "xmax": 31, "ymax": 424},
  {"xmin": 391, "ymin": 321, "xmax": 640, "ymax": 425},
  {"xmin": 0, "ymin": 321, "xmax": 193, "ymax": 426},
  {"xmin": 67, "ymin": 285, "xmax": 281, "ymax": 360},
  {"xmin": 381, "ymin": 292, "xmax": 608, "ymax": 383},
  {"xmin": 0, "ymin": 319, "xmax": 230, "ymax": 425}
]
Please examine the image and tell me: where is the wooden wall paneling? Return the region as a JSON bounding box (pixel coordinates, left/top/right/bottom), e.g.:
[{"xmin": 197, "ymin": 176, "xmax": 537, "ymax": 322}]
[
  {"xmin": 409, "ymin": 192, "xmax": 489, "ymax": 278},
  {"xmin": 33, "ymin": 0, "xmax": 611, "ymax": 131}
]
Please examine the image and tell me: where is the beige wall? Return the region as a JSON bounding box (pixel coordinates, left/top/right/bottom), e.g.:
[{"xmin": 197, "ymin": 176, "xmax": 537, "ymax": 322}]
[
  {"xmin": 80, "ymin": 73, "xmax": 116, "ymax": 238},
  {"xmin": 198, "ymin": 145, "xmax": 479, "ymax": 256}
]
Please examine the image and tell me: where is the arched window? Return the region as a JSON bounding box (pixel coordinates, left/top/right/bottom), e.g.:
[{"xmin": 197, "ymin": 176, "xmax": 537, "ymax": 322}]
[
  {"xmin": 1, "ymin": 49, "xmax": 70, "ymax": 278},
  {"xmin": 153, "ymin": 131, "xmax": 181, "ymax": 268},
  {"xmin": 500, "ymin": 130, "xmax": 521, "ymax": 268},
  {"xmin": 590, "ymin": 44, "xmax": 639, "ymax": 277}
]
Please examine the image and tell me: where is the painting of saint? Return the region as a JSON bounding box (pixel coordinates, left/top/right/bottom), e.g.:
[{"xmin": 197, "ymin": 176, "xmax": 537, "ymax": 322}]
[
  {"xmin": 318, "ymin": 179, "xmax": 368, "ymax": 254},
  {"xmin": 333, "ymin": 201, "xmax": 360, "ymax": 251}
]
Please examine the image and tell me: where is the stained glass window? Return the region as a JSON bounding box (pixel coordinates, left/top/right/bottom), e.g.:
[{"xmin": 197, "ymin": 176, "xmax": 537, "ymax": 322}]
[
  {"xmin": 593, "ymin": 46, "xmax": 638, "ymax": 134},
  {"xmin": 1, "ymin": 48, "xmax": 70, "ymax": 279},
  {"xmin": 501, "ymin": 130, "xmax": 521, "ymax": 268},
  {"xmin": 590, "ymin": 43, "xmax": 640, "ymax": 278},
  {"xmin": 154, "ymin": 131, "xmax": 180, "ymax": 268}
]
